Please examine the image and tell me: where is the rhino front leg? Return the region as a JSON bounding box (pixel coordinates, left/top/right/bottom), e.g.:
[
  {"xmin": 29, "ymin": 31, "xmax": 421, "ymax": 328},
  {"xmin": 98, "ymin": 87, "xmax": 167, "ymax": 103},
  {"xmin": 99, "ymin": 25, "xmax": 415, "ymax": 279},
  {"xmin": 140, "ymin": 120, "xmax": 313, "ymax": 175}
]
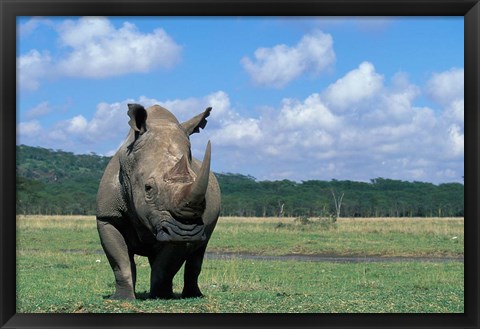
[
  {"xmin": 97, "ymin": 218, "xmax": 136, "ymax": 300},
  {"xmin": 182, "ymin": 244, "xmax": 207, "ymax": 298},
  {"xmin": 148, "ymin": 246, "xmax": 186, "ymax": 299}
]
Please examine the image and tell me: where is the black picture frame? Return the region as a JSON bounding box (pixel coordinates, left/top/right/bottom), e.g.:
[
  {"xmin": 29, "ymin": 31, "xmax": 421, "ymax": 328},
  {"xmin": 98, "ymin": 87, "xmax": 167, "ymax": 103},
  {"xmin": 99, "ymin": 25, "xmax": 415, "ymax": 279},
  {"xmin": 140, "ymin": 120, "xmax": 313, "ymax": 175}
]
[{"xmin": 2, "ymin": 1, "xmax": 478, "ymax": 328}]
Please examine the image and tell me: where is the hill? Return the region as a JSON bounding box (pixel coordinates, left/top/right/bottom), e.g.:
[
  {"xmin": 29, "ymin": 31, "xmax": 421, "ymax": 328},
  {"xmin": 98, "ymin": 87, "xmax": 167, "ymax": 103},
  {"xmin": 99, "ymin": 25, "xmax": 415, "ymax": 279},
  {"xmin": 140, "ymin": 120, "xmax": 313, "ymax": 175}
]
[{"xmin": 16, "ymin": 145, "xmax": 464, "ymax": 217}]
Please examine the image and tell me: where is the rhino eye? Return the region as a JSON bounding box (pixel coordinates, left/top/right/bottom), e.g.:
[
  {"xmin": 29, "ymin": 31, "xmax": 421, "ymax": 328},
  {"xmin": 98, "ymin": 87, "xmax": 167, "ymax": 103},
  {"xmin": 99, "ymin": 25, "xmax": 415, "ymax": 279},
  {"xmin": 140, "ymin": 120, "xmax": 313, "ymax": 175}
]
[{"xmin": 144, "ymin": 178, "xmax": 156, "ymax": 201}]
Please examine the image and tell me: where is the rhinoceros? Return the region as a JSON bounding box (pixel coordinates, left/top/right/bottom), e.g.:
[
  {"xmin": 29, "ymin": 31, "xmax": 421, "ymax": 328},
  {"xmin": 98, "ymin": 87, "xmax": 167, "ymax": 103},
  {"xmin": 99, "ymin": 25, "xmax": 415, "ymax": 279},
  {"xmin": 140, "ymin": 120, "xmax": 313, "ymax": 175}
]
[{"xmin": 96, "ymin": 103, "xmax": 221, "ymax": 299}]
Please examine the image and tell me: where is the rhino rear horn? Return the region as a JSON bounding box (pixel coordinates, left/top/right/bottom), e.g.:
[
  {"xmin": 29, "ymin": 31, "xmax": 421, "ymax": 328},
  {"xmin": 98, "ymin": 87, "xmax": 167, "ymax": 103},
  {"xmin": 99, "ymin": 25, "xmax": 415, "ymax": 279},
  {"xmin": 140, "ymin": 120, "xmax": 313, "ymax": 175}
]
[{"xmin": 165, "ymin": 154, "xmax": 191, "ymax": 183}]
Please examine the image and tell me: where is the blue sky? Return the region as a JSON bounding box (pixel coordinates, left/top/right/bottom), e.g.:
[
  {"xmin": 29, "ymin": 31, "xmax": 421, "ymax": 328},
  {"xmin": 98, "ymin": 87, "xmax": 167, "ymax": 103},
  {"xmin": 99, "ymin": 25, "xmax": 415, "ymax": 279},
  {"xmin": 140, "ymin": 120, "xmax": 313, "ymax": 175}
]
[{"xmin": 17, "ymin": 16, "xmax": 464, "ymax": 184}]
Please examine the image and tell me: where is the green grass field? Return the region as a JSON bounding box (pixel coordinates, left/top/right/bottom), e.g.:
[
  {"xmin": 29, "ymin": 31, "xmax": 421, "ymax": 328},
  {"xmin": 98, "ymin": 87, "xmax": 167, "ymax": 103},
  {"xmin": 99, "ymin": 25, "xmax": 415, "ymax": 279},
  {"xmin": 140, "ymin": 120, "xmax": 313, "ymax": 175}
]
[{"xmin": 16, "ymin": 215, "xmax": 464, "ymax": 313}]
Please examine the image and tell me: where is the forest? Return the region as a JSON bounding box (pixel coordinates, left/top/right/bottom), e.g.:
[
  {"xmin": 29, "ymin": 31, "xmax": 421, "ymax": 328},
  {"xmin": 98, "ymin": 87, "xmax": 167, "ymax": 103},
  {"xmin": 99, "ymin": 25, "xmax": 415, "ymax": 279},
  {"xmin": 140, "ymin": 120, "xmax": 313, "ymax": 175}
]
[{"xmin": 16, "ymin": 145, "xmax": 464, "ymax": 218}]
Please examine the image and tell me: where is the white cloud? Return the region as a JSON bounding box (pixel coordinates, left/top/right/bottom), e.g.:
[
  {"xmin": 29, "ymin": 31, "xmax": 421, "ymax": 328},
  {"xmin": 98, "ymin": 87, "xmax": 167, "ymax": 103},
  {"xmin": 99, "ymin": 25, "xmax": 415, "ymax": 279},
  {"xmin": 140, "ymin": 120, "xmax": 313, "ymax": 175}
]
[
  {"xmin": 158, "ymin": 91, "xmax": 237, "ymax": 127},
  {"xmin": 426, "ymin": 67, "xmax": 464, "ymax": 106},
  {"xmin": 16, "ymin": 65, "xmax": 463, "ymax": 183},
  {"xmin": 447, "ymin": 124, "xmax": 464, "ymax": 157},
  {"xmin": 17, "ymin": 17, "xmax": 182, "ymax": 90},
  {"xmin": 443, "ymin": 99, "xmax": 464, "ymax": 124},
  {"xmin": 26, "ymin": 102, "xmax": 52, "ymax": 119},
  {"xmin": 17, "ymin": 121, "xmax": 42, "ymax": 138},
  {"xmin": 56, "ymin": 17, "xmax": 181, "ymax": 78},
  {"xmin": 17, "ymin": 50, "xmax": 52, "ymax": 91},
  {"xmin": 57, "ymin": 16, "xmax": 113, "ymax": 48},
  {"xmin": 278, "ymin": 94, "xmax": 340, "ymax": 130},
  {"xmin": 241, "ymin": 30, "xmax": 335, "ymax": 88},
  {"xmin": 35, "ymin": 91, "xmax": 232, "ymax": 155},
  {"xmin": 323, "ymin": 61, "xmax": 383, "ymax": 112},
  {"xmin": 208, "ymin": 65, "xmax": 462, "ymax": 183},
  {"xmin": 213, "ymin": 119, "xmax": 263, "ymax": 147},
  {"xmin": 204, "ymin": 91, "xmax": 232, "ymax": 120},
  {"xmin": 82, "ymin": 101, "xmax": 134, "ymax": 142},
  {"xmin": 66, "ymin": 115, "xmax": 88, "ymax": 134},
  {"xmin": 424, "ymin": 68, "xmax": 464, "ymax": 160}
]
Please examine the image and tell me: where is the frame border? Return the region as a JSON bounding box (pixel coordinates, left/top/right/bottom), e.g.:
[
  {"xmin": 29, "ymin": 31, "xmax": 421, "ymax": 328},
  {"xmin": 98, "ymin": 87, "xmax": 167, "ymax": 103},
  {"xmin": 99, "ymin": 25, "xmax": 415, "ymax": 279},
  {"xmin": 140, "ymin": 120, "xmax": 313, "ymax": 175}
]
[{"xmin": 2, "ymin": 1, "xmax": 479, "ymax": 328}]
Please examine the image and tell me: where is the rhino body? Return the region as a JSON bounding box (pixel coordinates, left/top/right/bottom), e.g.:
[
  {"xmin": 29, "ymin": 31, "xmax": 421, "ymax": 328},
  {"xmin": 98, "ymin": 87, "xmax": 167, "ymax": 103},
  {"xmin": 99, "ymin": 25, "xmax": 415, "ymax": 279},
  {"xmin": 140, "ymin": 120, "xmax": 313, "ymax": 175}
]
[{"xmin": 96, "ymin": 104, "xmax": 220, "ymax": 299}]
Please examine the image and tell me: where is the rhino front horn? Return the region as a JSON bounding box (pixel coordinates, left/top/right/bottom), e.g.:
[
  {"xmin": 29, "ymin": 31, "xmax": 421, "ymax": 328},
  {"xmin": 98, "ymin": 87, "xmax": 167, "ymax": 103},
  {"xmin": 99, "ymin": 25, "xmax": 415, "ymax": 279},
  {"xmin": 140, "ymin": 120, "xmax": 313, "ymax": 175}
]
[
  {"xmin": 190, "ymin": 140, "xmax": 211, "ymax": 201},
  {"xmin": 173, "ymin": 141, "xmax": 211, "ymax": 220}
]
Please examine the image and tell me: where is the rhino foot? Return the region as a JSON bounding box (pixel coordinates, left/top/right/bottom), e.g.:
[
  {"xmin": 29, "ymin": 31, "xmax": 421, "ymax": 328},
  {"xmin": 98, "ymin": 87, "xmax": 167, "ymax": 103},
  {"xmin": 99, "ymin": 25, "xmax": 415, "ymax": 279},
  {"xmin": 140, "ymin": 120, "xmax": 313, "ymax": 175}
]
[
  {"xmin": 181, "ymin": 287, "xmax": 203, "ymax": 299},
  {"xmin": 109, "ymin": 292, "xmax": 136, "ymax": 300}
]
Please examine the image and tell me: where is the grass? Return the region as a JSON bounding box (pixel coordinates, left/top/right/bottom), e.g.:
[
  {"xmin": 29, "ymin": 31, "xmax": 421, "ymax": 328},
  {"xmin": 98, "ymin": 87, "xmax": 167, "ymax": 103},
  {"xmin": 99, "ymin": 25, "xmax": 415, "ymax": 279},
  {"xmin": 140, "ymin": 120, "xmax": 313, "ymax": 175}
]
[
  {"xmin": 209, "ymin": 216, "xmax": 464, "ymax": 258},
  {"xmin": 16, "ymin": 215, "xmax": 464, "ymax": 313}
]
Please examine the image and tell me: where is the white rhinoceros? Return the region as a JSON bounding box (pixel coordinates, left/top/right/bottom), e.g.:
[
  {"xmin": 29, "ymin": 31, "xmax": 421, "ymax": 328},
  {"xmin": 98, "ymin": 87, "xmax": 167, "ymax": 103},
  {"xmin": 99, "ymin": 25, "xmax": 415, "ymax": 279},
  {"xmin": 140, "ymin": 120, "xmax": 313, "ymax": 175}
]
[{"xmin": 96, "ymin": 103, "xmax": 220, "ymax": 299}]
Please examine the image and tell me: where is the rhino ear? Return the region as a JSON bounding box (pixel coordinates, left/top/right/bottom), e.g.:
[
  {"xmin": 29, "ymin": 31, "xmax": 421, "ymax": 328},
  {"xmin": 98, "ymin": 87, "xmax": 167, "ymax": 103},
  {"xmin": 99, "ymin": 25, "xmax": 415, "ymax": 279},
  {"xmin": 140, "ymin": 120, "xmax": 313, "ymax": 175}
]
[
  {"xmin": 127, "ymin": 104, "xmax": 147, "ymax": 135},
  {"xmin": 181, "ymin": 107, "xmax": 212, "ymax": 135}
]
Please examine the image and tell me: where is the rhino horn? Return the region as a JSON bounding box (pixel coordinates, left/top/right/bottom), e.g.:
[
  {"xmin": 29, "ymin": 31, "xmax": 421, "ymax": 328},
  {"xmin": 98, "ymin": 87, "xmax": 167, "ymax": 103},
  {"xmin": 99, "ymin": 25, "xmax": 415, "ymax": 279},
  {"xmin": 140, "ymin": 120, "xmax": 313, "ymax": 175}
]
[
  {"xmin": 173, "ymin": 141, "xmax": 211, "ymax": 220},
  {"xmin": 186, "ymin": 140, "xmax": 211, "ymax": 205},
  {"xmin": 165, "ymin": 154, "xmax": 191, "ymax": 183}
]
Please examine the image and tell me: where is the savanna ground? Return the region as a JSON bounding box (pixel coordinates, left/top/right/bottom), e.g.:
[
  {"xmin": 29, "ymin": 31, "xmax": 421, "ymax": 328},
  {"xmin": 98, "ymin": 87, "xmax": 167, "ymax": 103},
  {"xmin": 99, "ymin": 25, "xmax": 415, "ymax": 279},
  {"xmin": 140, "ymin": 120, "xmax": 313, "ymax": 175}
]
[{"xmin": 16, "ymin": 215, "xmax": 464, "ymax": 313}]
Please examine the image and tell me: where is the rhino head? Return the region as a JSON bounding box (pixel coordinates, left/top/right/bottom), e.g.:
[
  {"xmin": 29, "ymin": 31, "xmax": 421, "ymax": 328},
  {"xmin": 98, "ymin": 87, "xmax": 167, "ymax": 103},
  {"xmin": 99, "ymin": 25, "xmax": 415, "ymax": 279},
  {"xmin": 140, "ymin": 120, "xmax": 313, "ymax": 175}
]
[{"xmin": 119, "ymin": 103, "xmax": 213, "ymax": 243}]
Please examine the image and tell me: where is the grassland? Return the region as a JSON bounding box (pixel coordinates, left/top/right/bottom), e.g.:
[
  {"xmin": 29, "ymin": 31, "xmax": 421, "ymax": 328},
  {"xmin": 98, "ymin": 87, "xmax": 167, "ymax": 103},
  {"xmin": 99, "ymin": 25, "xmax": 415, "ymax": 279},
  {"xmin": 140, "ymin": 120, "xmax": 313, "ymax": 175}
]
[
  {"xmin": 209, "ymin": 216, "xmax": 464, "ymax": 258},
  {"xmin": 16, "ymin": 215, "xmax": 464, "ymax": 313}
]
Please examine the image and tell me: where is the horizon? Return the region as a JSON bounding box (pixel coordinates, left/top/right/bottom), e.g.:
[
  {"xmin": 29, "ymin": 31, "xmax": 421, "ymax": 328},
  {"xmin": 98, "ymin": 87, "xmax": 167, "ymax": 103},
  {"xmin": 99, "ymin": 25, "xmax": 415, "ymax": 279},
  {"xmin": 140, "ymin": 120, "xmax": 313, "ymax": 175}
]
[{"xmin": 17, "ymin": 16, "xmax": 464, "ymax": 184}]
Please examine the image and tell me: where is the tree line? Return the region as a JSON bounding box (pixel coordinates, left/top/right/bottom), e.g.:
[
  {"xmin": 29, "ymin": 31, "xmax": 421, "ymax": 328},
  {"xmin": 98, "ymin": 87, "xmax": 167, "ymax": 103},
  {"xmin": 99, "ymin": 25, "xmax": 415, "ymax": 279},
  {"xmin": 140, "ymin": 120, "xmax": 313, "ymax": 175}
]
[
  {"xmin": 16, "ymin": 145, "xmax": 464, "ymax": 217},
  {"xmin": 217, "ymin": 174, "xmax": 463, "ymax": 218}
]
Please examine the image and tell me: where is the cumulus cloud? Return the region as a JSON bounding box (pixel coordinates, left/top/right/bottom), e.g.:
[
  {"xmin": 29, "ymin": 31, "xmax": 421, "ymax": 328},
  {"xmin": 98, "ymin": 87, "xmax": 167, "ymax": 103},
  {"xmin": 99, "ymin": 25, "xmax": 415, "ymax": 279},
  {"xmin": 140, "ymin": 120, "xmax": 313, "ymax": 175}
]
[
  {"xmin": 426, "ymin": 67, "xmax": 463, "ymax": 106},
  {"xmin": 212, "ymin": 119, "xmax": 263, "ymax": 147},
  {"xmin": 209, "ymin": 65, "xmax": 462, "ymax": 183},
  {"xmin": 278, "ymin": 94, "xmax": 340, "ymax": 131},
  {"xmin": 17, "ymin": 50, "xmax": 52, "ymax": 91},
  {"xmin": 17, "ymin": 121, "xmax": 42, "ymax": 139},
  {"xmin": 447, "ymin": 124, "xmax": 464, "ymax": 157},
  {"xmin": 66, "ymin": 115, "xmax": 88, "ymax": 134},
  {"xmin": 17, "ymin": 17, "xmax": 182, "ymax": 90},
  {"xmin": 20, "ymin": 91, "xmax": 230, "ymax": 155},
  {"xmin": 56, "ymin": 17, "xmax": 181, "ymax": 78},
  {"xmin": 443, "ymin": 99, "xmax": 464, "ymax": 125},
  {"xmin": 425, "ymin": 68, "xmax": 464, "ymax": 160},
  {"xmin": 323, "ymin": 61, "xmax": 383, "ymax": 112},
  {"xmin": 241, "ymin": 30, "xmax": 335, "ymax": 88},
  {"xmin": 17, "ymin": 65, "xmax": 463, "ymax": 183}
]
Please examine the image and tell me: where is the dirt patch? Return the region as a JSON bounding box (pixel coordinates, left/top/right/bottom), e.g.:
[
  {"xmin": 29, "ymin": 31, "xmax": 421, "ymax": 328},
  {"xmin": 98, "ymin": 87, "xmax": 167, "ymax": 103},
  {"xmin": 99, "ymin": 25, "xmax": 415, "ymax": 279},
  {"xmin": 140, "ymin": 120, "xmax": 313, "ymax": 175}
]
[
  {"xmin": 56, "ymin": 248, "xmax": 463, "ymax": 263},
  {"xmin": 204, "ymin": 252, "xmax": 464, "ymax": 263}
]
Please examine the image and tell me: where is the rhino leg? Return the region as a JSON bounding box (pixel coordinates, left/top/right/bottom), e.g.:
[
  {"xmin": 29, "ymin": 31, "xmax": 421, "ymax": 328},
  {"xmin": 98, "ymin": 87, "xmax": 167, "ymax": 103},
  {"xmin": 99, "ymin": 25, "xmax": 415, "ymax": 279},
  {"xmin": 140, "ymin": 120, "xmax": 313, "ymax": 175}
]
[
  {"xmin": 182, "ymin": 244, "xmax": 207, "ymax": 298},
  {"xmin": 97, "ymin": 218, "xmax": 136, "ymax": 300},
  {"xmin": 148, "ymin": 246, "xmax": 186, "ymax": 299}
]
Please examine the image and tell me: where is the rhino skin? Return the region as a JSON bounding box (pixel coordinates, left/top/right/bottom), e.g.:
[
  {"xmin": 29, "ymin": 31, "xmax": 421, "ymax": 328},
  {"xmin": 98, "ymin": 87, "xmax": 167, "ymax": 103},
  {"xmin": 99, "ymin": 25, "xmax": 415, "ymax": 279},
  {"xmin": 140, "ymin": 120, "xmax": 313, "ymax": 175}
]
[{"xmin": 96, "ymin": 103, "xmax": 221, "ymax": 300}]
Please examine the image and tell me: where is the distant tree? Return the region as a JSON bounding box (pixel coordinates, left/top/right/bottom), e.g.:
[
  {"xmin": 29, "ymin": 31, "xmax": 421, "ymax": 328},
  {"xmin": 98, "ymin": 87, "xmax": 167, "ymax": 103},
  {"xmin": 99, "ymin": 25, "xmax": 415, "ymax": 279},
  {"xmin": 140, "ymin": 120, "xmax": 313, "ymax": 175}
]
[{"xmin": 331, "ymin": 189, "xmax": 344, "ymax": 219}]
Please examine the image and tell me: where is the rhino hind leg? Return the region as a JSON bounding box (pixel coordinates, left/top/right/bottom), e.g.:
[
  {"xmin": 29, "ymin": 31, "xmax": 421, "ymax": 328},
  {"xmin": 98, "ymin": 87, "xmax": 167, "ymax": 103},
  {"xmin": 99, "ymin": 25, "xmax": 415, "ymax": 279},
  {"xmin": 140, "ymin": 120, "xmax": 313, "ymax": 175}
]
[
  {"xmin": 97, "ymin": 219, "xmax": 136, "ymax": 300},
  {"xmin": 182, "ymin": 244, "xmax": 207, "ymax": 298}
]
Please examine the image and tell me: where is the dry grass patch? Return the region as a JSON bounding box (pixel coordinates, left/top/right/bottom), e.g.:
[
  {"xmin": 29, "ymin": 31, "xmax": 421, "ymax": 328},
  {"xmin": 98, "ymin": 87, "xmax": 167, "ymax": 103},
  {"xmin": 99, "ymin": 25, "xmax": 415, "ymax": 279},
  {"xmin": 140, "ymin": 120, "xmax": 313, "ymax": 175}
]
[{"xmin": 16, "ymin": 215, "xmax": 96, "ymax": 230}]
